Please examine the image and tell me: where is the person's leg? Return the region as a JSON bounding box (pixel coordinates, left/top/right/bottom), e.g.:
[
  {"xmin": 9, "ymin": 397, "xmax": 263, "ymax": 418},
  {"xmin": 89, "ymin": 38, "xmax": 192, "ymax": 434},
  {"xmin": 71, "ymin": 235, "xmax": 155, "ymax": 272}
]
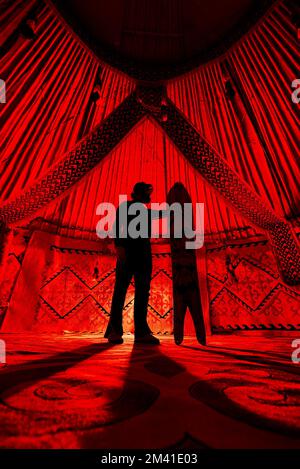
[
  {"xmin": 104, "ymin": 260, "xmax": 132, "ymax": 338},
  {"xmin": 187, "ymin": 287, "xmax": 206, "ymax": 345},
  {"xmin": 173, "ymin": 289, "xmax": 187, "ymax": 345},
  {"xmin": 133, "ymin": 258, "xmax": 152, "ymax": 337}
]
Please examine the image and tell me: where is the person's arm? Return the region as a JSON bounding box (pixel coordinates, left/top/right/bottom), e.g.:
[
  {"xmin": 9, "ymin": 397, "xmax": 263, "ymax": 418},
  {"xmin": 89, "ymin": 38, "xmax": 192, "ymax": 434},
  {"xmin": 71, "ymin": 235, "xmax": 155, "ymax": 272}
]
[
  {"xmin": 147, "ymin": 207, "xmax": 170, "ymax": 239},
  {"xmin": 148, "ymin": 207, "xmax": 169, "ymax": 220}
]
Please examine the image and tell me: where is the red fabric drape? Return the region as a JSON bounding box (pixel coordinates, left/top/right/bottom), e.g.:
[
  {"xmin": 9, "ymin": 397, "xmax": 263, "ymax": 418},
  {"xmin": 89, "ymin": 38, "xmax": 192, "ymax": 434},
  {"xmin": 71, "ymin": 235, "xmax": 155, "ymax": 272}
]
[
  {"xmin": 0, "ymin": 0, "xmax": 299, "ymax": 242},
  {"xmin": 168, "ymin": 1, "xmax": 300, "ymax": 220},
  {"xmin": 0, "ymin": 0, "xmax": 36, "ymax": 43},
  {"xmin": 0, "ymin": 0, "xmax": 135, "ymax": 202}
]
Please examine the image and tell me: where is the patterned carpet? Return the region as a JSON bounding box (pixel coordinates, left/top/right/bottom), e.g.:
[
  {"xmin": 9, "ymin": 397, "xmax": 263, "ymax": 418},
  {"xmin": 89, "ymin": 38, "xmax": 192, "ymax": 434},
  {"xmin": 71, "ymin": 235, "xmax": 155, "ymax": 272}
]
[{"xmin": 0, "ymin": 334, "xmax": 300, "ymax": 449}]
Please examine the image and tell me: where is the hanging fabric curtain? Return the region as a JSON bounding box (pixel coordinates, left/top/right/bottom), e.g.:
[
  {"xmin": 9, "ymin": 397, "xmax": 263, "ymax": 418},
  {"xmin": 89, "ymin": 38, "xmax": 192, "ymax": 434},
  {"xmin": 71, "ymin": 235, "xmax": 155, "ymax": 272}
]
[
  {"xmin": 167, "ymin": 0, "xmax": 300, "ymax": 221},
  {"xmin": 0, "ymin": 0, "xmax": 299, "ymax": 242},
  {"xmin": 0, "ymin": 0, "xmax": 135, "ymax": 203}
]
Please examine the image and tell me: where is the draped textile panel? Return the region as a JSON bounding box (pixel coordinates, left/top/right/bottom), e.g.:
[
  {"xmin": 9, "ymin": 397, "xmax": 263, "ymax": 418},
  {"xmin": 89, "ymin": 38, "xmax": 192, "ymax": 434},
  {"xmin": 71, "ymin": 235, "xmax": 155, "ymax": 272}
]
[
  {"xmin": 1, "ymin": 0, "xmax": 299, "ymax": 240},
  {"xmin": 0, "ymin": 0, "xmax": 135, "ymax": 202},
  {"xmin": 207, "ymin": 240, "xmax": 300, "ymax": 332},
  {"xmin": 167, "ymin": 1, "xmax": 300, "ymax": 220},
  {"xmin": 2, "ymin": 230, "xmax": 300, "ymax": 334},
  {"xmin": 1, "ymin": 231, "xmax": 175, "ymax": 334},
  {"xmin": 0, "ymin": 0, "xmax": 299, "ymax": 331}
]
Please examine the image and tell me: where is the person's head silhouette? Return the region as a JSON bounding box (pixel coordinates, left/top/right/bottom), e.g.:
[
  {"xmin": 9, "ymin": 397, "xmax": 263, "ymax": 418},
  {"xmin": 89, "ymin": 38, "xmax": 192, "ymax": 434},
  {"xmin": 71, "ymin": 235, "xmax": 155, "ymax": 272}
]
[{"xmin": 131, "ymin": 182, "xmax": 153, "ymax": 204}]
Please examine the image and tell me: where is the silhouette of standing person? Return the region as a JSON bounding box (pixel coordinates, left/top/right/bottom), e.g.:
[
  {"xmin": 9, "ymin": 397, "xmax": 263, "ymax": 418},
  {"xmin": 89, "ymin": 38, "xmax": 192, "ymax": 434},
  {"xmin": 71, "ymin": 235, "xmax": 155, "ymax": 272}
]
[
  {"xmin": 105, "ymin": 183, "xmax": 161, "ymax": 345},
  {"xmin": 167, "ymin": 183, "xmax": 206, "ymax": 346}
]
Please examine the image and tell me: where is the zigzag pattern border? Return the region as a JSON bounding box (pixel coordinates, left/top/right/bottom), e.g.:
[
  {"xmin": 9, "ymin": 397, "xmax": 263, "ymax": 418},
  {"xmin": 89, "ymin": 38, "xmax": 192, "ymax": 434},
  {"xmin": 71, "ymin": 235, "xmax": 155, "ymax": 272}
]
[
  {"xmin": 213, "ymin": 323, "xmax": 300, "ymax": 332},
  {"xmin": 41, "ymin": 265, "xmax": 116, "ymax": 289},
  {"xmin": 39, "ymin": 266, "xmax": 173, "ymax": 320},
  {"xmin": 211, "ymin": 282, "xmax": 300, "ymax": 313},
  {"xmin": 208, "ymin": 256, "xmax": 279, "ymax": 285},
  {"xmin": 39, "ymin": 294, "xmax": 111, "ymax": 319}
]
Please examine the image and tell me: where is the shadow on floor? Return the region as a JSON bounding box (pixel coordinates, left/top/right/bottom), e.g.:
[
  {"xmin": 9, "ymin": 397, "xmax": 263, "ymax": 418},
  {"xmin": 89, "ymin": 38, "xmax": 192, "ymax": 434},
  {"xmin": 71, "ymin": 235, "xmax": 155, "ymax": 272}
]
[
  {"xmin": 0, "ymin": 342, "xmax": 116, "ymax": 398},
  {"xmin": 78, "ymin": 340, "xmax": 300, "ymax": 446}
]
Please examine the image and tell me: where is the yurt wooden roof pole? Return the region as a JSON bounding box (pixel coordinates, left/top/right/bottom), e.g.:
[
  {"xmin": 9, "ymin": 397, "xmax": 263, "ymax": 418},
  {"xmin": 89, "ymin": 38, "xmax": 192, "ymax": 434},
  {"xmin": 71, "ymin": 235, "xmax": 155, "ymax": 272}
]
[
  {"xmin": 0, "ymin": 84, "xmax": 299, "ymax": 284},
  {"xmin": 138, "ymin": 85, "xmax": 300, "ymax": 286}
]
